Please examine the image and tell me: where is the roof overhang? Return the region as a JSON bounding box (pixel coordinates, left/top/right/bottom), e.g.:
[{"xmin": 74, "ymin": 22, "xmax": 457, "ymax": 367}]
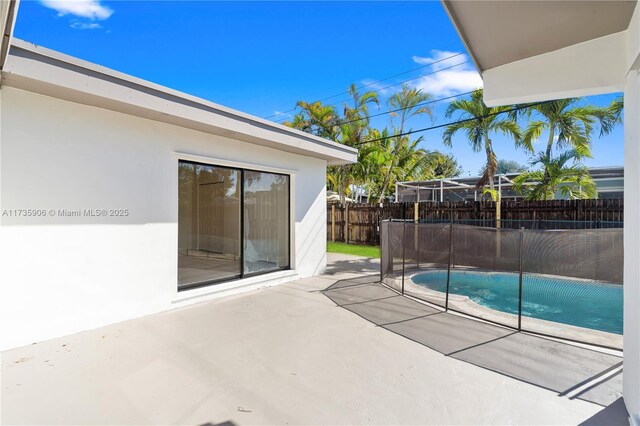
[
  {"xmin": 0, "ymin": 0, "xmax": 19, "ymax": 72},
  {"xmin": 443, "ymin": 0, "xmax": 639, "ymax": 106},
  {"xmin": 1, "ymin": 39, "xmax": 357, "ymax": 166}
]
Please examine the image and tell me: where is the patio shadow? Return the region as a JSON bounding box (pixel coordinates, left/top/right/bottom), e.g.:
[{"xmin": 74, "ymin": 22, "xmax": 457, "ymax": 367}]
[
  {"xmin": 323, "ymin": 280, "xmax": 623, "ymax": 408},
  {"xmin": 578, "ymin": 397, "xmax": 629, "ymax": 425},
  {"xmin": 324, "ymin": 254, "xmax": 381, "ymax": 275}
]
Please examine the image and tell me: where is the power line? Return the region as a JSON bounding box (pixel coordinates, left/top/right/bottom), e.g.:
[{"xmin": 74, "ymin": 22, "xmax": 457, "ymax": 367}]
[
  {"xmin": 336, "ymin": 53, "xmax": 464, "ymax": 97},
  {"xmin": 355, "ymin": 100, "xmax": 551, "ymax": 146},
  {"xmin": 324, "ymin": 90, "xmax": 476, "ymax": 128},
  {"xmin": 264, "ymin": 52, "xmax": 465, "ymax": 120},
  {"xmin": 277, "ymin": 90, "xmax": 475, "ymax": 129},
  {"xmin": 275, "ymin": 60, "xmax": 470, "ymax": 124}
]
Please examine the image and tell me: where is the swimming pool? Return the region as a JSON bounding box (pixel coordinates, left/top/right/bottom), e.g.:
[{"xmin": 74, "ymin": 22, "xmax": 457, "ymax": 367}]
[{"xmin": 411, "ymin": 270, "xmax": 623, "ymax": 334}]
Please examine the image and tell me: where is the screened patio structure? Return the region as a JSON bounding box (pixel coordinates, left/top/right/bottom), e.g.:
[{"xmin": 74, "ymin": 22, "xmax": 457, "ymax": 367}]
[{"xmin": 396, "ymin": 166, "xmax": 624, "ymax": 203}]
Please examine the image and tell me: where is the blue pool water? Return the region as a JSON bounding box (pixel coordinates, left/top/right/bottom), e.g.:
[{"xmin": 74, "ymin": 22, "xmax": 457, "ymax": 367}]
[{"xmin": 412, "ymin": 270, "xmax": 623, "ymax": 334}]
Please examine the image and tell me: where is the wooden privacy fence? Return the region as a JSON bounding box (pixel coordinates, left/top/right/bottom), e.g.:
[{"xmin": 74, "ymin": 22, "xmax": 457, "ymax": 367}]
[{"xmin": 327, "ymin": 199, "xmax": 624, "ymax": 246}]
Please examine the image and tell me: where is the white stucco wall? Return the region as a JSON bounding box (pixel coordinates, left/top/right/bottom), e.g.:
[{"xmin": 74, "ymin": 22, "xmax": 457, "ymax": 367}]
[
  {"xmin": 625, "ymin": 67, "xmax": 640, "ymax": 426},
  {"xmin": 0, "ymin": 86, "xmax": 328, "ymax": 351},
  {"xmin": 482, "ymin": 31, "xmax": 627, "ymax": 107}
]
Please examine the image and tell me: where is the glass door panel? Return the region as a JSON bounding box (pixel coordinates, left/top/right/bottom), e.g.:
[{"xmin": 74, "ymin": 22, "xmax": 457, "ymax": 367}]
[
  {"xmin": 178, "ymin": 161, "xmax": 241, "ymax": 288},
  {"xmin": 243, "ymin": 171, "xmax": 290, "ymax": 274}
]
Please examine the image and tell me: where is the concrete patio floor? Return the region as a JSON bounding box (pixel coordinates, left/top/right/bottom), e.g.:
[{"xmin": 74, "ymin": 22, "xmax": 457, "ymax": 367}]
[{"xmin": 0, "ymin": 253, "xmax": 626, "ymax": 425}]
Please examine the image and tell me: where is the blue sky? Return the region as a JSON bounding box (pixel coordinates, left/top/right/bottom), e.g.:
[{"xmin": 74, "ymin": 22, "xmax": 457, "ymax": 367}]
[{"xmin": 14, "ymin": 1, "xmax": 623, "ymax": 176}]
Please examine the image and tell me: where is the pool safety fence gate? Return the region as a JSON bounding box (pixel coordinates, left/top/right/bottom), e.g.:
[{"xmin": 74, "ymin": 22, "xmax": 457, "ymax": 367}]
[{"xmin": 380, "ymin": 220, "xmax": 624, "ymax": 350}]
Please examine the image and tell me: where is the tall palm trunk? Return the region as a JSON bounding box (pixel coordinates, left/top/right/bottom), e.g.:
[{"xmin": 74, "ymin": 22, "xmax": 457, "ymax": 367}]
[
  {"xmin": 378, "ymin": 137, "xmax": 403, "ymax": 203},
  {"xmin": 375, "ymin": 85, "xmax": 433, "ymax": 203},
  {"xmin": 480, "ymin": 129, "xmax": 498, "ymax": 194},
  {"xmin": 543, "ymin": 126, "xmax": 556, "ymax": 181},
  {"xmin": 338, "ymin": 165, "xmax": 349, "ymax": 204},
  {"xmin": 485, "ymin": 139, "xmax": 495, "ymax": 192}
]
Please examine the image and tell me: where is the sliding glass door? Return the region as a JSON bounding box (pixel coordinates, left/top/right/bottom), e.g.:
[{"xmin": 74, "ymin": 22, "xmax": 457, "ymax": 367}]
[
  {"xmin": 178, "ymin": 162, "xmax": 241, "ymax": 288},
  {"xmin": 178, "ymin": 160, "xmax": 290, "ymax": 290},
  {"xmin": 244, "ymin": 171, "xmax": 290, "ymax": 274}
]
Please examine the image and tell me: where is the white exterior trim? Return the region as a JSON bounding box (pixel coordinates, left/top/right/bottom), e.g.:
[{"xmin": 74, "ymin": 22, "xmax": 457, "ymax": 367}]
[
  {"xmin": 172, "ymin": 151, "xmax": 299, "ymax": 280},
  {"xmin": 1, "ymin": 39, "xmax": 357, "ymax": 166},
  {"xmin": 174, "ymin": 151, "xmax": 298, "ymax": 176},
  {"xmin": 0, "ymin": 0, "xmax": 18, "ymax": 72},
  {"xmin": 482, "ymin": 31, "xmax": 627, "ymax": 107},
  {"xmin": 624, "ymin": 64, "xmax": 640, "ymax": 424},
  {"xmin": 173, "ymin": 269, "xmax": 298, "ymax": 305}
]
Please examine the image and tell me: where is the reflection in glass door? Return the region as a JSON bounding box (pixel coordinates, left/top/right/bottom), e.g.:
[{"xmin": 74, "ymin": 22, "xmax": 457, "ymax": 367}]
[
  {"xmin": 178, "ymin": 161, "xmax": 241, "ymax": 289},
  {"xmin": 243, "ymin": 171, "xmax": 290, "ymax": 274},
  {"xmin": 178, "ymin": 160, "xmax": 290, "ymax": 289}
]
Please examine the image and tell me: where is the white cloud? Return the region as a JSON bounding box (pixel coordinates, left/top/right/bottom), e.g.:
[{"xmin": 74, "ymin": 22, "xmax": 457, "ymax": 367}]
[
  {"xmin": 412, "ymin": 50, "xmax": 466, "ymax": 71},
  {"xmin": 40, "ymin": 0, "xmax": 113, "ymax": 20},
  {"xmin": 70, "ymin": 21, "xmax": 102, "ymax": 30},
  {"xmin": 360, "ymin": 79, "xmax": 395, "ymax": 96},
  {"xmin": 411, "ymin": 49, "xmax": 482, "ymax": 97}
]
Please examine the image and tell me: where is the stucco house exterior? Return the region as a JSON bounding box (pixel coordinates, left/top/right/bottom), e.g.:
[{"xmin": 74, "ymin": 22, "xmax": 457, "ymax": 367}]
[
  {"xmin": 442, "ymin": 0, "xmax": 639, "ymax": 422},
  {"xmin": 0, "ymin": 1, "xmax": 356, "ymax": 351}
]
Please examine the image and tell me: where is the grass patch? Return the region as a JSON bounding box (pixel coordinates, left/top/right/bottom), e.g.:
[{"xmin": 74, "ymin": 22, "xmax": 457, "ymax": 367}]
[{"xmin": 327, "ymin": 241, "xmax": 380, "ymax": 258}]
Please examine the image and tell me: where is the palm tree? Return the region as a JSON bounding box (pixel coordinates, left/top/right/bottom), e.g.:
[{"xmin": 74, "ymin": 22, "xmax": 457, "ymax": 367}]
[
  {"xmin": 286, "ymin": 101, "xmax": 340, "ymax": 139},
  {"xmin": 285, "ymin": 85, "xmax": 378, "ymax": 203},
  {"xmin": 351, "ymin": 128, "xmax": 388, "ymax": 202},
  {"xmin": 443, "ymin": 89, "xmax": 523, "ymax": 192},
  {"xmin": 335, "ymin": 85, "xmax": 379, "ymax": 203},
  {"xmin": 495, "ymin": 159, "xmax": 528, "ymax": 174},
  {"xmin": 377, "ymin": 84, "xmax": 434, "ymax": 202},
  {"xmin": 367, "ymin": 135, "xmax": 441, "ymax": 201},
  {"xmin": 608, "ymin": 95, "xmax": 623, "ymax": 125},
  {"xmin": 393, "ymin": 138, "xmax": 435, "ymax": 183},
  {"xmin": 284, "ymin": 104, "xmax": 340, "ymax": 197},
  {"xmin": 426, "ymin": 151, "xmax": 463, "ymax": 178},
  {"xmin": 521, "ymin": 98, "xmax": 617, "ymax": 180},
  {"xmin": 512, "ymin": 150, "xmax": 597, "ymax": 200}
]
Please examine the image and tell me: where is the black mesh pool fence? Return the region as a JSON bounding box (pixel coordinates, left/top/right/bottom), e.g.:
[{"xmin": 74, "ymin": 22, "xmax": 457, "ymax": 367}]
[
  {"xmin": 415, "ymin": 218, "xmax": 623, "ymax": 230},
  {"xmin": 380, "ymin": 220, "xmax": 624, "ymax": 350}
]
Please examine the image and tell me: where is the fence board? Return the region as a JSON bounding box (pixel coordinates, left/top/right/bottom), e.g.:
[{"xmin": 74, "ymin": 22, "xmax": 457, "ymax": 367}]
[{"xmin": 327, "ymin": 199, "xmax": 624, "ymax": 245}]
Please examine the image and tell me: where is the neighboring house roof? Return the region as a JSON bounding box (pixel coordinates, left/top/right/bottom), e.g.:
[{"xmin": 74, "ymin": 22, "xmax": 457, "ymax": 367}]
[
  {"xmin": 397, "ymin": 166, "xmax": 624, "ymax": 202},
  {"xmin": 399, "ymin": 166, "xmax": 624, "ymax": 189},
  {"xmin": 1, "ymin": 39, "xmax": 357, "ymax": 166}
]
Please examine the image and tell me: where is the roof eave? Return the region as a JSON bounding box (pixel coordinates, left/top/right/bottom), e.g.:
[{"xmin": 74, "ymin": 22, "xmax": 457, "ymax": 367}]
[
  {"xmin": 2, "ymin": 38, "xmax": 357, "ymax": 166},
  {"xmin": 0, "ymin": 0, "xmax": 19, "ymax": 73},
  {"xmin": 441, "ymin": 0, "xmax": 484, "ymax": 74}
]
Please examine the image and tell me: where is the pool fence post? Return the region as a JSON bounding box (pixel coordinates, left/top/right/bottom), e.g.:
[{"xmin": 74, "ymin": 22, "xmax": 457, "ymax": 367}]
[
  {"xmin": 401, "ymin": 207, "xmax": 406, "ymax": 295},
  {"xmin": 518, "ymin": 227, "xmax": 524, "ymax": 331},
  {"xmin": 414, "ymin": 202, "xmax": 419, "ymax": 270},
  {"xmin": 379, "ymin": 220, "xmax": 384, "ymax": 284},
  {"xmin": 446, "ymin": 221, "xmax": 454, "ymax": 311}
]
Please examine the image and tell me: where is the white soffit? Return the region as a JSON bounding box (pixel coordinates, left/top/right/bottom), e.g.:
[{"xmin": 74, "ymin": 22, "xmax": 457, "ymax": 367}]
[
  {"xmin": 1, "ymin": 39, "xmax": 357, "ymax": 166},
  {"xmin": 443, "ymin": 0, "xmax": 637, "ymax": 73},
  {"xmin": 481, "ymin": 30, "xmax": 628, "ymax": 106},
  {"xmin": 0, "ymin": 0, "xmax": 19, "ymax": 71}
]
